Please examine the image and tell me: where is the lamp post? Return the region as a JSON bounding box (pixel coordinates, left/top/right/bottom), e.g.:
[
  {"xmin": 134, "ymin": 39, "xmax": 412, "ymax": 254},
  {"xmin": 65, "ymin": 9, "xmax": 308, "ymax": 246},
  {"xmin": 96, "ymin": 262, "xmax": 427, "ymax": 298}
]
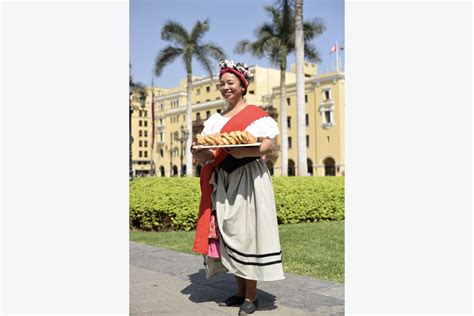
[{"xmin": 179, "ymin": 125, "xmax": 189, "ymax": 177}]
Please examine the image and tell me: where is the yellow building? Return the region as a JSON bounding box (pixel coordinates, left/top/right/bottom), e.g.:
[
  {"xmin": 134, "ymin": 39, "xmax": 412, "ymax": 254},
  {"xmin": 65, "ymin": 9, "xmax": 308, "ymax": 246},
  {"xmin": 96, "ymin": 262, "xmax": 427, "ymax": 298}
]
[
  {"xmin": 271, "ymin": 69, "xmax": 345, "ymax": 176},
  {"xmin": 130, "ymin": 63, "xmax": 344, "ymax": 177}
]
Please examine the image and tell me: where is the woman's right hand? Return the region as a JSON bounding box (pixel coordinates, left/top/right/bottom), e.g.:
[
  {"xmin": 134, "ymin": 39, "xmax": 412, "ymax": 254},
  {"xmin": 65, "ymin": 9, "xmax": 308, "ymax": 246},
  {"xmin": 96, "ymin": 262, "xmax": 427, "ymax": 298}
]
[{"xmin": 190, "ymin": 142, "xmax": 215, "ymax": 161}]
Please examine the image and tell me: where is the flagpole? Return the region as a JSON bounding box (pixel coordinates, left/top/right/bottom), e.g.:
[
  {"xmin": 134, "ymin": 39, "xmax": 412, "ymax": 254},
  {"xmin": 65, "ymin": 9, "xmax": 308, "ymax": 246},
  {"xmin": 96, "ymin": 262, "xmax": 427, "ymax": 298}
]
[{"xmin": 336, "ymin": 40, "xmax": 339, "ymax": 72}]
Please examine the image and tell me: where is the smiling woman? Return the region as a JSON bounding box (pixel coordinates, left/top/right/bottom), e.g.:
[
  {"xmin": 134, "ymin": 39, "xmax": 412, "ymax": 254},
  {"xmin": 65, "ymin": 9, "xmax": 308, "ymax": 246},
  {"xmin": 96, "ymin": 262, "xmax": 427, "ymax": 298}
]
[{"xmin": 190, "ymin": 59, "xmax": 284, "ymax": 315}]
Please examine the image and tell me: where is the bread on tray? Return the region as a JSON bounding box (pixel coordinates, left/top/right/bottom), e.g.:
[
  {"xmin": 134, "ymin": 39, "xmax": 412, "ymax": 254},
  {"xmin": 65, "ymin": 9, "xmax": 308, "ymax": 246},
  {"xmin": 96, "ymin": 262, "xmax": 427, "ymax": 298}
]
[{"xmin": 196, "ymin": 130, "xmax": 257, "ymax": 146}]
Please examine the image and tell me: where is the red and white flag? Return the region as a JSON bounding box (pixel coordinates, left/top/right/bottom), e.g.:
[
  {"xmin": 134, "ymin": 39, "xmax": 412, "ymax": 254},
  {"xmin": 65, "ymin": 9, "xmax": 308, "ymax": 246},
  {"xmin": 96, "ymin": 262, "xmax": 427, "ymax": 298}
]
[{"xmin": 330, "ymin": 43, "xmax": 337, "ymax": 54}]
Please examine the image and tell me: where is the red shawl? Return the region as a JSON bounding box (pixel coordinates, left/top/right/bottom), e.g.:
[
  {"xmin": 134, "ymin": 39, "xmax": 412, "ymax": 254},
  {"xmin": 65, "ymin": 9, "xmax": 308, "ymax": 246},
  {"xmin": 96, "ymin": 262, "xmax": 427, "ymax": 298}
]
[{"xmin": 192, "ymin": 105, "xmax": 269, "ymax": 254}]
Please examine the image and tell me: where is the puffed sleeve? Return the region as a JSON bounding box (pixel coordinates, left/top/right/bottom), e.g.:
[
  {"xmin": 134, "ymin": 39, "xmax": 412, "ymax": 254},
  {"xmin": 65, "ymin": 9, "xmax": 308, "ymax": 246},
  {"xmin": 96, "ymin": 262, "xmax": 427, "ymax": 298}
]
[
  {"xmin": 200, "ymin": 113, "xmax": 220, "ymax": 136},
  {"xmin": 245, "ymin": 116, "xmax": 280, "ymax": 139}
]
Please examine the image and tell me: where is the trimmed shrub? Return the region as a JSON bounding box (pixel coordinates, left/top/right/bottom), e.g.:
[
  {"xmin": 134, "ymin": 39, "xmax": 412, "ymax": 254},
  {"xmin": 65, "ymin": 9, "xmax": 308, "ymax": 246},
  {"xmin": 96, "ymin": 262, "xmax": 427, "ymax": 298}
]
[{"xmin": 130, "ymin": 176, "xmax": 344, "ymax": 231}]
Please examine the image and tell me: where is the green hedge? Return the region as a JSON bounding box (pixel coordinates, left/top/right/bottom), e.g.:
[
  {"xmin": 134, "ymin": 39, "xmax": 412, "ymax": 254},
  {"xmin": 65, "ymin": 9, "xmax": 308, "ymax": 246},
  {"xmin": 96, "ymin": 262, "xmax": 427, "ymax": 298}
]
[{"xmin": 130, "ymin": 176, "xmax": 344, "ymax": 231}]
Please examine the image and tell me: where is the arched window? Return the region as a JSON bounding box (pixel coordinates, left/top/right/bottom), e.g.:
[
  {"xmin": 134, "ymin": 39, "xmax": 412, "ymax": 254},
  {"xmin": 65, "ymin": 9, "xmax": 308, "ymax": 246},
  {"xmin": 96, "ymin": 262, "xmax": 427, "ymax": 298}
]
[
  {"xmin": 307, "ymin": 158, "xmax": 314, "ymax": 176},
  {"xmin": 288, "ymin": 159, "xmax": 295, "ymax": 176},
  {"xmin": 323, "ymin": 157, "xmax": 336, "ymax": 176},
  {"xmin": 159, "ymin": 166, "xmax": 165, "ymax": 177},
  {"xmin": 172, "ymin": 165, "xmax": 178, "ymax": 177}
]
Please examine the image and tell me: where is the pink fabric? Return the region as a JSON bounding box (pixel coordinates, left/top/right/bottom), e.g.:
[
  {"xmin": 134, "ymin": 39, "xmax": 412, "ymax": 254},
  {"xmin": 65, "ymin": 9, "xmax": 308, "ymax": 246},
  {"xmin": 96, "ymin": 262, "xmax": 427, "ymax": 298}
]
[
  {"xmin": 207, "ymin": 238, "xmax": 221, "ymax": 258},
  {"xmin": 208, "ymin": 212, "xmax": 218, "ymax": 239}
]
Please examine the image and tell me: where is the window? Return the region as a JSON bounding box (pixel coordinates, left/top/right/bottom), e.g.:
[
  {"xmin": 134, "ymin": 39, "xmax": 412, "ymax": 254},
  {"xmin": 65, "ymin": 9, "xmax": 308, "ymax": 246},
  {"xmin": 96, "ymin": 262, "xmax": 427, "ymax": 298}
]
[
  {"xmin": 160, "ymin": 103, "xmax": 164, "ymax": 111},
  {"xmin": 288, "ymin": 137, "xmax": 292, "ymax": 149},
  {"xmin": 159, "ymin": 133, "xmax": 163, "ymax": 141},
  {"xmin": 139, "ymin": 140, "xmax": 142, "ymax": 147},
  {"xmin": 305, "ymin": 114, "xmax": 309, "ymax": 126},
  {"xmin": 139, "ymin": 120, "xmax": 142, "ymax": 127},
  {"xmin": 321, "ymin": 107, "xmax": 335, "ymax": 128},
  {"xmin": 327, "ymin": 136, "xmax": 330, "ymax": 143},
  {"xmin": 249, "ymin": 90, "xmax": 255, "ymax": 95},
  {"xmin": 144, "ymin": 121, "xmax": 148, "ymax": 127},
  {"xmin": 159, "ymin": 118, "xmax": 163, "ymax": 125},
  {"xmin": 325, "ymin": 111, "xmax": 331, "ymax": 123},
  {"xmin": 324, "ymin": 90, "xmax": 330, "ymax": 100},
  {"xmin": 206, "ymin": 99, "xmax": 210, "ymax": 102},
  {"xmin": 306, "ymin": 135, "xmax": 309, "ymax": 147},
  {"xmin": 196, "ymin": 88, "xmax": 201, "ymax": 95},
  {"xmin": 305, "ymin": 95, "xmax": 308, "ymax": 103},
  {"xmin": 144, "ymin": 140, "xmax": 148, "ymax": 147},
  {"xmin": 144, "ymin": 110, "xmax": 147, "ymax": 116},
  {"xmin": 206, "ymin": 111, "xmax": 211, "ymax": 119},
  {"xmin": 196, "ymin": 112, "xmax": 201, "ymax": 121},
  {"xmin": 144, "ymin": 151, "xmax": 148, "ymax": 158},
  {"xmin": 138, "ymin": 110, "xmax": 142, "ymax": 117},
  {"xmin": 139, "ymin": 151, "xmax": 143, "ymax": 158},
  {"xmin": 287, "ymin": 116, "xmax": 291, "ymax": 128},
  {"xmin": 144, "ymin": 130, "xmax": 148, "ymax": 137},
  {"xmin": 160, "ymin": 149, "xmax": 164, "ymax": 157},
  {"xmin": 174, "ymin": 132, "xmax": 178, "ymax": 141},
  {"xmin": 206, "ymin": 86, "xmax": 210, "ymax": 92},
  {"xmin": 139, "ymin": 130, "xmax": 143, "ymax": 137},
  {"xmin": 287, "ymin": 98, "xmax": 291, "ymax": 106}
]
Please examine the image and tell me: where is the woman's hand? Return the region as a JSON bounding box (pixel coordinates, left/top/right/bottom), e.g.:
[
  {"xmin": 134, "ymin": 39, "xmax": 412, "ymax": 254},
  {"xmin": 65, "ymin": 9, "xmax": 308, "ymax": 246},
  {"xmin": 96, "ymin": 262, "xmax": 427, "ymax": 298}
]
[{"xmin": 190, "ymin": 142, "xmax": 215, "ymax": 162}]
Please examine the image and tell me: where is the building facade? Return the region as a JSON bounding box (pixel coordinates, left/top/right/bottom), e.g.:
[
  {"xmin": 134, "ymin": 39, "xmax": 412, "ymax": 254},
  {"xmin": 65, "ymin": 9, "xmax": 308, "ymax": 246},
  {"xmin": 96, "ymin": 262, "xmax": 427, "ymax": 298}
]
[{"xmin": 130, "ymin": 63, "xmax": 344, "ymax": 177}]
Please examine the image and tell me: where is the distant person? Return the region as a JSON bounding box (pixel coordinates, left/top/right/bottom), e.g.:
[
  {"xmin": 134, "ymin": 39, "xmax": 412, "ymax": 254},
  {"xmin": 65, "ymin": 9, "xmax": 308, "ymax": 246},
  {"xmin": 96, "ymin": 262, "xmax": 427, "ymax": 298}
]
[{"xmin": 191, "ymin": 59, "xmax": 284, "ymax": 315}]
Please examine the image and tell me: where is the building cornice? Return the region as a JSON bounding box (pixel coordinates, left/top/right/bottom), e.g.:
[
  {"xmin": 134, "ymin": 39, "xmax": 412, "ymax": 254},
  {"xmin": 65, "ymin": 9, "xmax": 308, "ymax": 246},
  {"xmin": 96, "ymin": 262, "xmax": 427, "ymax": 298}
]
[
  {"xmin": 155, "ymin": 92, "xmax": 187, "ymax": 102},
  {"xmin": 165, "ymin": 99, "xmax": 226, "ymax": 115},
  {"xmin": 272, "ymin": 72, "xmax": 345, "ymax": 95}
]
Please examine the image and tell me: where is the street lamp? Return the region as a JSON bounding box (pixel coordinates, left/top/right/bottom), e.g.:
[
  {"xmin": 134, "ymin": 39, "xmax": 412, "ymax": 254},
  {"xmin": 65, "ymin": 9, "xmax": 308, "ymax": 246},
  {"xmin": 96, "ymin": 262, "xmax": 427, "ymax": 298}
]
[
  {"xmin": 179, "ymin": 125, "xmax": 189, "ymax": 177},
  {"xmin": 129, "ymin": 87, "xmax": 146, "ymax": 180}
]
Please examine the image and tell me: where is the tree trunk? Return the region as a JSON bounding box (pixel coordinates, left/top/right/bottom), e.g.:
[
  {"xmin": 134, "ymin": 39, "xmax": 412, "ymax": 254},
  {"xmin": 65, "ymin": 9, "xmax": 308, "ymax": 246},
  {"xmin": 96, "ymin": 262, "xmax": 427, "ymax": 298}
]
[
  {"xmin": 295, "ymin": 0, "xmax": 308, "ymax": 176},
  {"xmin": 186, "ymin": 71, "xmax": 193, "ymax": 176},
  {"xmin": 280, "ymin": 50, "xmax": 288, "ymax": 176}
]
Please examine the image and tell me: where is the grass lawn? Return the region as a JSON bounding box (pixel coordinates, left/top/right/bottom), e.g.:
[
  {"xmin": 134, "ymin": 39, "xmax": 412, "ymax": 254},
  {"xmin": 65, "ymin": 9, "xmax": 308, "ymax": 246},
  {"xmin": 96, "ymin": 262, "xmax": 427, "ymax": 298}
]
[{"xmin": 130, "ymin": 220, "xmax": 344, "ymax": 283}]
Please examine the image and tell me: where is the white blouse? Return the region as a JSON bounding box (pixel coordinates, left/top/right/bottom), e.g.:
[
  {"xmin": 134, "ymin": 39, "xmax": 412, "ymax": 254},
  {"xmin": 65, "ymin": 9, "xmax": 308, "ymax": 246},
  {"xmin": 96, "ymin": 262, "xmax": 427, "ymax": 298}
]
[{"xmin": 201, "ymin": 113, "xmax": 280, "ymax": 139}]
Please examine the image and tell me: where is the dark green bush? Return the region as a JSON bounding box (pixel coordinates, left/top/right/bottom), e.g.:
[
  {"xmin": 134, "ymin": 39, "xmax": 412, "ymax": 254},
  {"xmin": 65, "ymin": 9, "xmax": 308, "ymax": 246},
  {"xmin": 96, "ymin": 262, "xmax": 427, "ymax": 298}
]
[{"xmin": 130, "ymin": 176, "xmax": 344, "ymax": 231}]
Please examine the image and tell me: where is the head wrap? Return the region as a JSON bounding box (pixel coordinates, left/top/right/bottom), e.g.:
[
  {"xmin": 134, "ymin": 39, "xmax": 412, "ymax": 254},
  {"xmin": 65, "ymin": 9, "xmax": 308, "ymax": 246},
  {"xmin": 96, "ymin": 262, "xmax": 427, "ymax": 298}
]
[{"xmin": 219, "ymin": 59, "xmax": 253, "ymax": 88}]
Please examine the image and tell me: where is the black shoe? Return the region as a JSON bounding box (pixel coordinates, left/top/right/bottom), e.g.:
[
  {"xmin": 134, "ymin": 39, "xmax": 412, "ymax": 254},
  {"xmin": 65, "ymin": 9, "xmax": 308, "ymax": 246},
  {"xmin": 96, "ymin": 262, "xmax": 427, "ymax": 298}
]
[
  {"xmin": 238, "ymin": 298, "xmax": 259, "ymax": 315},
  {"xmin": 217, "ymin": 294, "xmax": 245, "ymax": 307}
]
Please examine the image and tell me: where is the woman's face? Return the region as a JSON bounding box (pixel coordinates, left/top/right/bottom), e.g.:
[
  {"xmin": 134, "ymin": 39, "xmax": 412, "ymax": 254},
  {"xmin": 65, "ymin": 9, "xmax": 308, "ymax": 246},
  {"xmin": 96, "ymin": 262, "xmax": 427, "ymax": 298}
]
[{"xmin": 219, "ymin": 72, "xmax": 246, "ymax": 101}]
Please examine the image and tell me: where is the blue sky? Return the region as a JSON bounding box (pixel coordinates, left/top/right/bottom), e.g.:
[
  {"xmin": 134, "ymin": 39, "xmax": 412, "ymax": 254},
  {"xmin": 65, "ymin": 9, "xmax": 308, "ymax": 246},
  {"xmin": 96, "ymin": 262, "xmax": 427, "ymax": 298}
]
[{"xmin": 130, "ymin": 0, "xmax": 344, "ymax": 88}]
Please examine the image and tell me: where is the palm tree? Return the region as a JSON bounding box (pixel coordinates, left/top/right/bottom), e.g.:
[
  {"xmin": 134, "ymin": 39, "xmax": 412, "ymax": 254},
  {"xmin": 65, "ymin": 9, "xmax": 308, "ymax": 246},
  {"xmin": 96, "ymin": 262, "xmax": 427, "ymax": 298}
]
[
  {"xmin": 154, "ymin": 19, "xmax": 225, "ymax": 176},
  {"xmin": 235, "ymin": 1, "xmax": 325, "ymax": 176},
  {"xmin": 295, "ymin": 0, "xmax": 307, "ymax": 176}
]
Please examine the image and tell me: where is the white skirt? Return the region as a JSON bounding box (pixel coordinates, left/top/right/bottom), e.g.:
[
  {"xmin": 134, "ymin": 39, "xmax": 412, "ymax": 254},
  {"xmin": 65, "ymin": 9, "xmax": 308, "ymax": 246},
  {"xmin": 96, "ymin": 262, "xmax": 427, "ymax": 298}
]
[{"xmin": 203, "ymin": 159, "xmax": 285, "ymax": 282}]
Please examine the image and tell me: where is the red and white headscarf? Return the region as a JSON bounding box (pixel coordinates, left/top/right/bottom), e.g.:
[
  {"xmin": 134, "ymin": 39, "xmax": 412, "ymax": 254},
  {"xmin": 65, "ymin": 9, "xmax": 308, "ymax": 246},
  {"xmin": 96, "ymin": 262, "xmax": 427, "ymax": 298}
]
[{"xmin": 218, "ymin": 59, "xmax": 253, "ymax": 88}]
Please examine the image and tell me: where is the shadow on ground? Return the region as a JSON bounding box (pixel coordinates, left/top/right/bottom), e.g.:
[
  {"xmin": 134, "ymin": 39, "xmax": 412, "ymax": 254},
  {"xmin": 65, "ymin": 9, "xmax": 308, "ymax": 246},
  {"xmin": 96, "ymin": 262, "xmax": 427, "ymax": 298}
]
[{"xmin": 181, "ymin": 269, "xmax": 278, "ymax": 311}]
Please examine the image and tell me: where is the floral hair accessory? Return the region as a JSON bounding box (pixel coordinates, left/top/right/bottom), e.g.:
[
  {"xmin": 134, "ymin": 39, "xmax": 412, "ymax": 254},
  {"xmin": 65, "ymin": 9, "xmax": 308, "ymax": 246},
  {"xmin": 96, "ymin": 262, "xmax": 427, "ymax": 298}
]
[{"xmin": 219, "ymin": 59, "xmax": 253, "ymax": 88}]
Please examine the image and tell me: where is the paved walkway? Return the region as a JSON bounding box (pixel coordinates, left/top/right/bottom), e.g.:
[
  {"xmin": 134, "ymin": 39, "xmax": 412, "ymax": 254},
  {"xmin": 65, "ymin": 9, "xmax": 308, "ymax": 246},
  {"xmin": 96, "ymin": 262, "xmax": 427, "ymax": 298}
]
[{"xmin": 130, "ymin": 242, "xmax": 344, "ymax": 315}]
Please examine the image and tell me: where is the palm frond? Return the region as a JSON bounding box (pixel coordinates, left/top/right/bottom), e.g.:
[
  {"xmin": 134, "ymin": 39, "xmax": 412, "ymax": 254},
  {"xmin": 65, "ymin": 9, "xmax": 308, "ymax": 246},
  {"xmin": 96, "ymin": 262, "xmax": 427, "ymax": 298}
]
[
  {"xmin": 304, "ymin": 43, "xmax": 322, "ymax": 63},
  {"xmin": 190, "ymin": 18, "xmax": 210, "ymax": 43},
  {"xmin": 196, "ymin": 42, "xmax": 226, "ymax": 76},
  {"xmin": 303, "ymin": 17, "xmax": 326, "ymax": 42},
  {"xmin": 161, "ymin": 20, "xmax": 189, "ymax": 46},
  {"xmin": 154, "ymin": 46, "xmax": 183, "ymax": 77},
  {"xmin": 234, "ymin": 39, "xmax": 251, "ymax": 54}
]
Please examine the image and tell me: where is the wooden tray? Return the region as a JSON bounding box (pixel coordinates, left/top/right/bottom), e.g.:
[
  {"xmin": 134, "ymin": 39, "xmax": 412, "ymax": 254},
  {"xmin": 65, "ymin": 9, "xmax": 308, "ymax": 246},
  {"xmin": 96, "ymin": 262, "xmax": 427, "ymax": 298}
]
[{"xmin": 192, "ymin": 142, "xmax": 261, "ymax": 149}]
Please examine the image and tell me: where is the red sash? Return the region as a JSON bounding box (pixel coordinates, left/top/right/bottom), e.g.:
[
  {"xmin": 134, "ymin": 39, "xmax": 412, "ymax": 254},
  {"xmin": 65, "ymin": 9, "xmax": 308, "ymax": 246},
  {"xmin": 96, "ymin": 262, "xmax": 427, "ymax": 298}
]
[{"xmin": 192, "ymin": 105, "xmax": 269, "ymax": 254}]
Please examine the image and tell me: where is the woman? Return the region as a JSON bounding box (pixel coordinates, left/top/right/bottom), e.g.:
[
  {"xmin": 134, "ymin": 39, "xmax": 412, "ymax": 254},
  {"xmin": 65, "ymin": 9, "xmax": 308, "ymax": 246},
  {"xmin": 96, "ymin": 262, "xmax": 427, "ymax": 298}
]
[{"xmin": 191, "ymin": 59, "xmax": 284, "ymax": 315}]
